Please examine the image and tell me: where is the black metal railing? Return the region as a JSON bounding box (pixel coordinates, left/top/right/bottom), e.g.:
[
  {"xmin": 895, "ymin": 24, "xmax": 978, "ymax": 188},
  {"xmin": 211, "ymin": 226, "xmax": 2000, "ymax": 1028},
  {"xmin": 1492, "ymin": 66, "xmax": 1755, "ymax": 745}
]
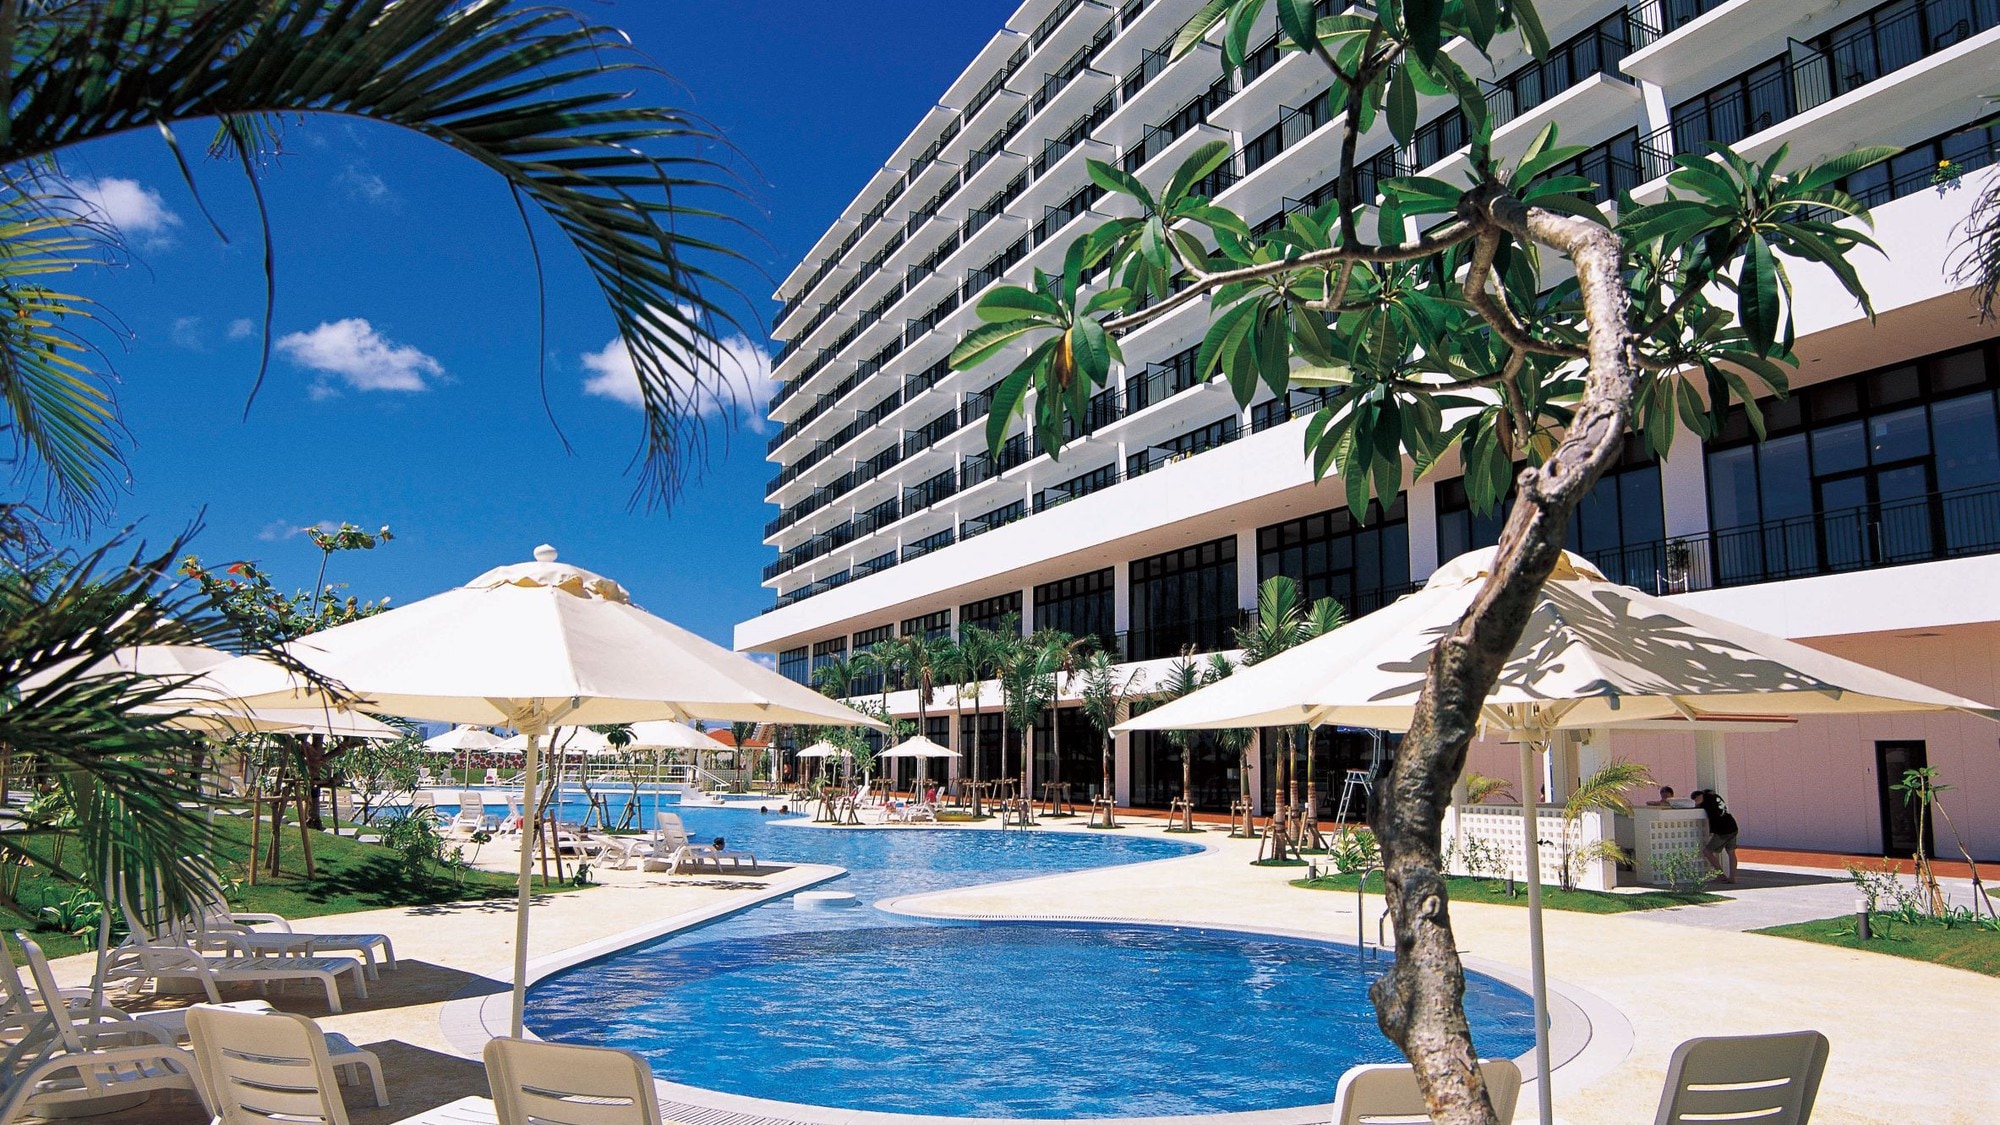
[
  {"xmin": 903, "ymin": 411, "xmax": 957, "ymax": 457},
  {"xmin": 961, "ymin": 500, "xmax": 1027, "ymax": 539},
  {"xmin": 1836, "ymin": 117, "xmax": 2000, "ymax": 208},
  {"xmin": 902, "ymin": 468, "xmax": 959, "ymax": 513},
  {"xmin": 902, "ymin": 528, "xmax": 957, "ymax": 562},
  {"xmin": 1034, "ymin": 462, "xmax": 1121, "ymax": 511},
  {"xmin": 1125, "ymin": 345, "xmax": 1203, "ymax": 414},
  {"xmin": 856, "ymin": 550, "xmax": 899, "ymax": 579},
  {"xmin": 1643, "ymin": 0, "xmax": 2000, "ymax": 181},
  {"xmin": 1628, "ymin": 0, "xmax": 1735, "ymax": 46},
  {"xmin": 1127, "ymin": 416, "xmax": 1240, "ymax": 477},
  {"xmin": 1252, "ymin": 386, "xmax": 1336, "ymax": 432}
]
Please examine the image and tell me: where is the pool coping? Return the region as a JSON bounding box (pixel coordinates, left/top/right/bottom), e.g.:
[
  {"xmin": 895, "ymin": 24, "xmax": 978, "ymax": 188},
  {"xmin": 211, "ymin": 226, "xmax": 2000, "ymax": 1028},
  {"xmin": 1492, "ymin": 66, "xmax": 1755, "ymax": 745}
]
[{"xmin": 437, "ymin": 819, "xmax": 1631, "ymax": 1125}]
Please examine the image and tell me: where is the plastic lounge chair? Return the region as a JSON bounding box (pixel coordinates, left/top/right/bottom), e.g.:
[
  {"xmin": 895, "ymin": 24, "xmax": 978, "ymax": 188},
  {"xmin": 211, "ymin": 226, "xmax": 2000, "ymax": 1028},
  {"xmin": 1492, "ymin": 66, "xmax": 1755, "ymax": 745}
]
[
  {"xmin": 592, "ymin": 836, "xmax": 656, "ymax": 871},
  {"xmin": 1654, "ymin": 1031, "xmax": 1829, "ymax": 1125},
  {"xmin": 0, "ymin": 934, "xmax": 203, "ymax": 1125},
  {"xmin": 107, "ymin": 893, "xmax": 368, "ymax": 1014},
  {"xmin": 484, "ymin": 1036, "xmax": 663, "ymax": 1125},
  {"xmin": 186, "ymin": 1004, "xmax": 389, "ymax": 1123},
  {"xmin": 639, "ymin": 814, "xmax": 721, "ymax": 875},
  {"xmin": 448, "ymin": 794, "xmax": 487, "ymax": 839},
  {"xmin": 1330, "ymin": 1059, "xmax": 1521, "ymax": 1125},
  {"xmin": 189, "ymin": 882, "xmax": 398, "ymax": 979}
]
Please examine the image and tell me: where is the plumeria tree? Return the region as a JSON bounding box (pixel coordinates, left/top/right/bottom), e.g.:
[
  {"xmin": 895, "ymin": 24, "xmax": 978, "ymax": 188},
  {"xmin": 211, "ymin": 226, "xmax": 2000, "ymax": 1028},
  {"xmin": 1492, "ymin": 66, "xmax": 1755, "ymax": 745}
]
[{"xmin": 948, "ymin": 2, "xmax": 1889, "ymax": 1118}]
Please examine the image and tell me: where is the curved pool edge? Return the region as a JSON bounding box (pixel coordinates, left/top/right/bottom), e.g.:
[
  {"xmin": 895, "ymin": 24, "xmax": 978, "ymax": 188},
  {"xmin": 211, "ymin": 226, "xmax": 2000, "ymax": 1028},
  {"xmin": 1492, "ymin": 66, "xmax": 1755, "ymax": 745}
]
[
  {"xmin": 440, "ymin": 822, "xmax": 1631, "ymax": 1125},
  {"xmin": 437, "ymin": 861, "xmax": 847, "ymax": 1059}
]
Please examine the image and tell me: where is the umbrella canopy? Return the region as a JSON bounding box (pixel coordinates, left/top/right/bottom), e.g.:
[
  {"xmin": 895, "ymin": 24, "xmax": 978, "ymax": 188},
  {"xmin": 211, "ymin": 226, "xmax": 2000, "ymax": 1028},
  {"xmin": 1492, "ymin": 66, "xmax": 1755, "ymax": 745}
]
[
  {"xmin": 877, "ymin": 734, "xmax": 957, "ymax": 759},
  {"xmin": 1117, "ymin": 546, "xmax": 2000, "ymax": 1125},
  {"xmin": 620, "ymin": 720, "xmax": 719, "ymax": 752},
  {"xmin": 496, "ymin": 727, "xmax": 614, "ymax": 755},
  {"xmin": 22, "ymin": 643, "xmax": 401, "ymax": 739},
  {"xmin": 203, "ymin": 544, "xmax": 882, "ymax": 1038},
  {"xmin": 794, "ymin": 741, "xmax": 852, "ymax": 759},
  {"xmin": 207, "ymin": 546, "xmax": 881, "ymax": 729},
  {"xmin": 423, "ymin": 725, "xmax": 504, "ymax": 753},
  {"xmin": 1121, "ymin": 547, "xmax": 2000, "ymax": 734}
]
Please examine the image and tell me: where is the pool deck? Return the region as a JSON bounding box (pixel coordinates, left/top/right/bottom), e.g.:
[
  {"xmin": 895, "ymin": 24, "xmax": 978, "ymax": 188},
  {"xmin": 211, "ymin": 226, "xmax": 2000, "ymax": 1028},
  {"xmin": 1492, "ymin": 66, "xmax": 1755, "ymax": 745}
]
[{"xmin": 43, "ymin": 815, "xmax": 2000, "ymax": 1125}]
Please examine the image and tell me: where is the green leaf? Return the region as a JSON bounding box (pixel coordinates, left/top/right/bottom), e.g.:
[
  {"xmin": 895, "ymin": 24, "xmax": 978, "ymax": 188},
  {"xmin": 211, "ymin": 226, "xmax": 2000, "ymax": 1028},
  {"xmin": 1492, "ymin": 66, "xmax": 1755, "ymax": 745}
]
[
  {"xmin": 984, "ymin": 352, "xmax": 1042, "ymax": 452},
  {"xmin": 1165, "ymin": 139, "xmax": 1234, "ymax": 206},
  {"xmin": 1792, "ymin": 145, "xmax": 1901, "ymax": 191},
  {"xmin": 1277, "ymin": 0, "xmax": 1320, "ymax": 50},
  {"xmin": 1173, "ymin": 0, "xmax": 1234, "ymax": 58},
  {"xmin": 1087, "ymin": 158, "xmax": 1156, "ymax": 211},
  {"xmin": 951, "ymin": 320, "xmax": 1045, "ymax": 370},
  {"xmin": 975, "ymin": 286, "xmax": 1064, "ymax": 323},
  {"xmin": 1513, "ymin": 0, "xmax": 1552, "ymax": 59},
  {"xmin": 1738, "ymin": 231, "xmax": 1779, "ymax": 354},
  {"xmin": 1387, "ymin": 66, "xmax": 1418, "ymax": 149},
  {"xmin": 1406, "ymin": 0, "xmax": 1443, "ymax": 67},
  {"xmin": 1071, "ymin": 317, "xmax": 1112, "ymax": 384}
]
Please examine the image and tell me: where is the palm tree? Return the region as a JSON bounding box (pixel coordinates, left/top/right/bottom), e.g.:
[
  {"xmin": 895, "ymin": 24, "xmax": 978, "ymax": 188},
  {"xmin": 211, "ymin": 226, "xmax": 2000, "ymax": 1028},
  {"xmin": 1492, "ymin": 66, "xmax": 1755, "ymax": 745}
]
[
  {"xmin": 955, "ymin": 624, "xmax": 1007, "ymax": 816},
  {"xmin": 811, "ymin": 653, "xmax": 858, "ymax": 701},
  {"xmin": 1076, "ymin": 651, "xmax": 1144, "ymax": 826},
  {"xmin": 1156, "ymin": 653, "xmax": 1206, "ymax": 832},
  {"xmin": 1558, "ymin": 759, "xmax": 1653, "ymax": 891},
  {"xmin": 996, "ymin": 629, "xmax": 1041, "ymax": 802},
  {"xmin": 1028, "ymin": 628, "xmax": 1087, "ymax": 812},
  {"xmin": 934, "ymin": 638, "xmax": 971, "ymax": 797},
  {"xmin": 897, "ymin": 631, "xmax": 945, "ymax": 790},
  {"xmin": 3, "ymin": 1, "xmax": 751, "ymax": 521},
  {"xmin": 1233, "ymin": 577, "xmax": 1347, "ymax": 832},
  {"xmin": 853, "ymin": 640, "xmax": 903, "ymax": 785},
  {"xmin": 0, "ymin": 532, "xmax": 279, "ymax": 921}
]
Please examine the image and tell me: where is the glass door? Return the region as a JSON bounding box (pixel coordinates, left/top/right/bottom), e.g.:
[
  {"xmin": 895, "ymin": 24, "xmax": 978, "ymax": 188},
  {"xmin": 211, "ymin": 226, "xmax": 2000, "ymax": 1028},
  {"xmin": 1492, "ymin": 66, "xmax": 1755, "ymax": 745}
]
[{"xmin": 1875, "ymin": 741, "xmax": 1933, "ymax": 858}]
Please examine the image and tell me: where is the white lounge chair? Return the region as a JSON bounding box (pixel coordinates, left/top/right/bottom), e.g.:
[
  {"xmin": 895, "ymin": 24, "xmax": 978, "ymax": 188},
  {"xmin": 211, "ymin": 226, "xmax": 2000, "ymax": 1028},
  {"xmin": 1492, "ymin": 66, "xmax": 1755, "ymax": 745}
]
[
  {"xmin": 186, "ymin": 1004, "xmax": 389, "ymax": 1121},
  {"xmin": 1654, "ymin": 1031, "xmax": 1828, "ymax": 1125},
  {"xmin": 641, "ymin": 814, "xmax": 755, "ymax": 875},
  {"xmin": 0, "ymin": 934, "xmax": 204, "ymax": 1125},
  {"xmin": 1330, "ymin": 1059, "xmax": 1522, "ymax": 1125},
  {"xmin": 591, "ymin": 836, "xmax": 656, "ymax": 871},
  {"xmin": 189, "ymin": 886, "xmax": 398, "ymax": 979},
  {"xmin": 484, "ymin": 1036, "xmax": 662, "ymax": 1125},
  {"xmin": 107, "ymin": 894, "xmax": 369, "ymax": 1014},
  {"xmin": 448, "ymin": 794, "xmax": 487, "ymax": 839}
]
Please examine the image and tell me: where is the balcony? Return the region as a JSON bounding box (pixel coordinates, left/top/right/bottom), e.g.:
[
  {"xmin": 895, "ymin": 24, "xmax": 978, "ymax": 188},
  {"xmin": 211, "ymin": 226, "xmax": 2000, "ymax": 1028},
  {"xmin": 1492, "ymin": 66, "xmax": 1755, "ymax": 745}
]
[
  {"xmin": 1576, "ymin": 483, "xmax": 2000, "ymax": 601},
  {"xmin": 902, "ymin": 467, "xmax": 960, "ymax": 513},
  {"xmin": 961, "ymin": 500, "xmax": 1027, "ymax": 539},
  {"xmin": 902, "ymin": 528, "xmax": 958, "ymax": 563},
  {"xmin": 1034, "ymin": 462, "xmax": 1121, "ymax": 511},
  {"xmin": 1126, "ymin": 416, "xmax": 1241, "ymax": 477},
  {"xmin": 1637, "ymin": 0, "xmax": 2000, "ymax": 180}
]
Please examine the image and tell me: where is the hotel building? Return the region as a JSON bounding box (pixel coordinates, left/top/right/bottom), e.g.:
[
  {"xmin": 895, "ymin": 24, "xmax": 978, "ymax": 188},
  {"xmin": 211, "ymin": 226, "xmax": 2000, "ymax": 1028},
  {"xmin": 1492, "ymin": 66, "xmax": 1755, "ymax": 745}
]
[{"xmin": 735, "ymin": 0, "xmax": 2000, "ymax": 861}]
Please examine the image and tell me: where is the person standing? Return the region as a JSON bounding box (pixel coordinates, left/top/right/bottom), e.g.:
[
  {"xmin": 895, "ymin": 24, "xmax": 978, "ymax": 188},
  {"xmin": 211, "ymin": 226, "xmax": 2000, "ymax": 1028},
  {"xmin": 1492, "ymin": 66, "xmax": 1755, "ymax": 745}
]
[{"xmin": 1694, "ymin": 790, "xmax": 1740, "ymax": 884}]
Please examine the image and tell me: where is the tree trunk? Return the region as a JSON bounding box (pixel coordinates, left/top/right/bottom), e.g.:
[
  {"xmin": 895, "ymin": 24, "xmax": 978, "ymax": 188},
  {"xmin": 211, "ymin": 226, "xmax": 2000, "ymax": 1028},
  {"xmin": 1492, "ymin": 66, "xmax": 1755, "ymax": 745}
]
[
  {"xmin": 1367, "ymin": 196, "xmax": 1638, "ymax": 1125},
  {"xmin": 1180, "ymin": 748, "xmax": 1193, "ymax": 831},
  {"xmin": 1102, "ymin": 732, "xmax": 1114, "ymax": 823}
]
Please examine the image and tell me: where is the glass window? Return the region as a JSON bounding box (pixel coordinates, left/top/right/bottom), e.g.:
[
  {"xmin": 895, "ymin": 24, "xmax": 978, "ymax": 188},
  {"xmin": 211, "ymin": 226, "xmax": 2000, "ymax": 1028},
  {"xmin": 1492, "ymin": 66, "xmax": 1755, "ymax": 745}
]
[
  {"xmin": 1034, "ymin": 569, "xmax": 1116, "ymax": 650},
  {"xmin": 959, "ymin": 593, "xmax": 1022, "ymax": 637},
  {"xmin": 1868, "ymin": 405, "xmax": 1930, "ymax": 465},
  {"xmin": 1128, "ymin": 537, "xmax": 1239, "ymax": 660},
  {"xmin": 1932, "ymin": 393, "xmax": 2000, "ymax": 490},
  {"xmin": 778, "ymin": 647, "xmax": 809, "ymax": 686},
  {"xmin": 1810, "ymin": 421, "xmax": 1866, "ymax": 476},
  {"xmin": 1258, "ymin": 497, "xmax": 1411, "ymax": 616}
]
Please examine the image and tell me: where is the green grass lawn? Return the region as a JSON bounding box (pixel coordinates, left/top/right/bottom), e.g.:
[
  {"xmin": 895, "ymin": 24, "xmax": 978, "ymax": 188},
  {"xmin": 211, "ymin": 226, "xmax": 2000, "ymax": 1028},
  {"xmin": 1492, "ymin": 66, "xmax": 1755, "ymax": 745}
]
[
  {"xmin": 1754, "ymin": 915, "xmax": 2000, "ymax": 976},
  {"xmin": 1294, "ymin": 870, "xmax": 1725, "ymax": 913},
  {"xmin": 5, "ymin": 813, "xmax": 577, "ymax": 960}
]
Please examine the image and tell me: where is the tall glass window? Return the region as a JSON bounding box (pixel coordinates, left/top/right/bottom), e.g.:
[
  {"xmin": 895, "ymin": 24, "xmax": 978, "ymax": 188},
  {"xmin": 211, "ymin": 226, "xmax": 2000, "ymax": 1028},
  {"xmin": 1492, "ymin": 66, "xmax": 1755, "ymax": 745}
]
[
  {"xmin": 778, "ymin": 647, "xmax": 809, "ymax": 686},
  {"xmin": 1128, "ymin": 701, "xmax": 1240, "ymax": 811},
  {"xmin": 900, "ymin": 610, "xmax": 951, "ymax": 640},
  {"xmin": 1703, "ymin": 342, "xmax": 2000, "ymax": 585},
  {"xmin": 1034, "ymin": 568, "xmax": 1115, "ymax": 650},
  {"xmin": 810, "ymin": 638, "xmax": 847, "ymax": 686},
  {"xmin": 1436, "ymin": 437, "xmax": 1665, "ymax": 587},
  {"xmin": 1128, "ymin": 536, "xmax": 1239, "ymax": 660},
  {"xmin": 959, "ymin": 592, "xmax": 1023, "ymax": 638},
  {"xmin": 1256, "ymin": 496, "xmax": 1411, "ymax": 617},
  {"xmin": 850, "ymin": 624, "xmax": 894, "ymax": 696}
]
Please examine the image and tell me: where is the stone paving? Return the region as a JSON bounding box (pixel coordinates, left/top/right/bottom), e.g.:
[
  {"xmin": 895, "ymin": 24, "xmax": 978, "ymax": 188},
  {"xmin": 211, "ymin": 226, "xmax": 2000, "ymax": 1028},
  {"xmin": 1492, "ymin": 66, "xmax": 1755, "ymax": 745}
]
[{"xmin": 38, "ymin": 817, "xmax": 2000, "ymax": 1125}]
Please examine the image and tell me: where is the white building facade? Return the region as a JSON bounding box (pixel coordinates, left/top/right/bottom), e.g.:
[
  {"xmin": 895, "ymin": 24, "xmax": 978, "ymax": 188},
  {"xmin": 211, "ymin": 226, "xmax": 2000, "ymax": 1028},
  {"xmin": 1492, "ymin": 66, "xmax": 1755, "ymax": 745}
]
[{"xmin": 736, "ymin": 0, "xmax": 2000, "ymax": 861}]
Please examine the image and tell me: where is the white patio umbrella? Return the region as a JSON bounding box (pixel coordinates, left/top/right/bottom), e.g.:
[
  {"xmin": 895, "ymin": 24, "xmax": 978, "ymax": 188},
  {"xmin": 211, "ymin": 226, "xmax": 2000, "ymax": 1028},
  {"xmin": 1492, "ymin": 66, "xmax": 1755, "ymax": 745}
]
[
  {"xmin": 423, "ymin": 725, "xmax": 504, "ymax": 753},
  {"xmin": 622, "ymin": 720, "xmax": 718, "ymax": 752},
  {"xmin": 1120, "ymin": 546, "xmax": 2000, "ymax": 1125},
  {"xmin": 207, "ymin": 544, "xmax": 883, "ymax": 1036},
  {"xmin": 22, "ymin": 643, "xmax": 402, "ymax": 739},
  {"xmin": 879, "ymin": 734, "xmax": 957, "ymax": 789},
  {"xmin": 794, "ymin": 741, "xmax": 850, "ymax": 786}
]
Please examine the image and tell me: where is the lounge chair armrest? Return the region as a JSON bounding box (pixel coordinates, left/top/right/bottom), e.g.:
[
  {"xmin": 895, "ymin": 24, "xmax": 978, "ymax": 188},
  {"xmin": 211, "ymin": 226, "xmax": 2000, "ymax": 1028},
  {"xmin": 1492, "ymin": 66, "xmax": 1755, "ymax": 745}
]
[{"xmin": 226, "ymin": 912, "xmax": 291, "ymax": 931}]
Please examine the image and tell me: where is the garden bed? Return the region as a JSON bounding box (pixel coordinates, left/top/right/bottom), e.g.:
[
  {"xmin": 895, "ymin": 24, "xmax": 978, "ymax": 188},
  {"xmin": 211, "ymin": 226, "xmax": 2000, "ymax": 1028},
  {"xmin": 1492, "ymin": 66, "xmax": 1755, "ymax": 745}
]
[
  {"xmin": 1754, "ymin": 914, "xmax": 2000, "ymax": 976},
  {"xmin": 1294, "ymin": 870, "xmax": 1726, "ymax": 913}
]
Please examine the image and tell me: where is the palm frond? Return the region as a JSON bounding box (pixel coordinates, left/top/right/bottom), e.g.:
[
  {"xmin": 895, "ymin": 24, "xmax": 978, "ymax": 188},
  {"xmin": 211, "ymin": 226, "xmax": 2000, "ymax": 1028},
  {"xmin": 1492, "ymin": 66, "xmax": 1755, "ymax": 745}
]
[
  {"xmin": 1563, "ymin": 758, "xmax": 1653, "ymax": 819},
  {"xmin": 6, "ymin": 0, "xmax": 757, "ymax": 506},
  {"xmin": 0, "ymin": 528, "xmax": 273, "ymax": 921}
]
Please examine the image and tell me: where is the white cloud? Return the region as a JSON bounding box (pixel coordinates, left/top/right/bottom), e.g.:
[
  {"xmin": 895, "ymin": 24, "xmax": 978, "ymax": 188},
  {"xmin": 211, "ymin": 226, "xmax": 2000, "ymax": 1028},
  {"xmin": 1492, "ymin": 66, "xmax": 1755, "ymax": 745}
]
[
  {"xmin": 749, "ymin": 653, "xmax": 777, "ymax": 671},
  {"xmin": 259, "ymin": 519, "xmax": 340, "ymax": 542},
  {"xmin": 580, "ymin": 319, "xmax": 777, "ymax": 433},
  {"xmin": 69, "ymin": 177, "xmax": 181, "ymax": 248},
  {"xmin": 170, "ymin": 316, "xmax": 207, "ymax": 350},
  {"xmin": 226, "ymin": 318, "xmax": 257, "ymax": 341},
  {"xmin": 276, "ymin": 318, "xmax": 442, "ymax": 396},
  {"xmin": 337, "ymin": 164, "xmax": 395, "ymax": 206}
]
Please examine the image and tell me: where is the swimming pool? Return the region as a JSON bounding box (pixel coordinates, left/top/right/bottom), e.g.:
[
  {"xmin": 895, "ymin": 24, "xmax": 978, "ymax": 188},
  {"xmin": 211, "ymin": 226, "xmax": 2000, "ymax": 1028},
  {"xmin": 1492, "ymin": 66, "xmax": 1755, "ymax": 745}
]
[{"xmin": 519, "ymin": 809, "xmax": 1538, "ymax": 1119}]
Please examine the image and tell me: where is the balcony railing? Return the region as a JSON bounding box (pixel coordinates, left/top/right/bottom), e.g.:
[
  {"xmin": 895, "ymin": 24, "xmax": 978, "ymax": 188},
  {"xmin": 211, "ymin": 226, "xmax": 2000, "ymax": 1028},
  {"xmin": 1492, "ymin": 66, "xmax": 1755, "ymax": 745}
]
[
  {"xmin": 961, "ymin": 500, "xmax": 1026, "ymax": 539},
  {"xmin": 1640, "ymin": 0, "xmax": 2000, "ymax": 180},
  {"xmin": 1034, "ymin": 462, "xmax": 1121, "ymax": 511},
  {"xmin": 902, "ymin": 528, "xmax": 957, "ymax": 563},
  {"xmin": 1127, "ymin": 416, "xmax": 1240, "ymax": 477},
  {"xmin": 1575, "ymin": 483, "xmax": 2000, "ymax": 599},
  {"xmin": 1627, "ymin": 0, "xmax": 1735, "ymax": 46}
]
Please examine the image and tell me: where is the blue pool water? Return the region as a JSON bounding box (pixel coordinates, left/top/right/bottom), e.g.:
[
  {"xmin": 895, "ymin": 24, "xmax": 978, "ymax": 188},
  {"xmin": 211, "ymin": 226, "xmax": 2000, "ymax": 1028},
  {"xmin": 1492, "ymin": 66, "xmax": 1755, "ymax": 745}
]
[{"xmin": 510, "ymin": 808, "xmax": 1538, "ymax": 1119}]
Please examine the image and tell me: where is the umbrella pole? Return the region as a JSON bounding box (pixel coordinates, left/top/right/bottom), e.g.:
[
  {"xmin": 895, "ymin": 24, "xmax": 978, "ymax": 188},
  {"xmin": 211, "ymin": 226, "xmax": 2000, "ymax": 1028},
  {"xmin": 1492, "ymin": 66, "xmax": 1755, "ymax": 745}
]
[
  {"xmin": 1519, "ymin": 735, "xmax": 1553, "ymax": 1125},
  {"xmin": 511, "ymin": 719, "xmax": 544, "ymax": 1039}
]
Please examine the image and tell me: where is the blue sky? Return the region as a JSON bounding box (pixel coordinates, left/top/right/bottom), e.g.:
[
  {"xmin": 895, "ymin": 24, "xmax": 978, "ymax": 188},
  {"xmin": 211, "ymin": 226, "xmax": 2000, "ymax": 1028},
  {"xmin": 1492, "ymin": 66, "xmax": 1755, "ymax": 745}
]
[{"xmin": 59, "ymin": 2, "xmax": 1018, "ymax": 649}]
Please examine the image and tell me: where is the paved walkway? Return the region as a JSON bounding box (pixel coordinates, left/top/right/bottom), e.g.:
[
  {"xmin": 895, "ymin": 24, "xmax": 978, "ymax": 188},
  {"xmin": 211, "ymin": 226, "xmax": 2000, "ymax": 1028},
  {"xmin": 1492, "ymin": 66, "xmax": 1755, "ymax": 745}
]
[{"xmin": 1643, "ymin": 863, "xmax": 1985, "ymax": 931}]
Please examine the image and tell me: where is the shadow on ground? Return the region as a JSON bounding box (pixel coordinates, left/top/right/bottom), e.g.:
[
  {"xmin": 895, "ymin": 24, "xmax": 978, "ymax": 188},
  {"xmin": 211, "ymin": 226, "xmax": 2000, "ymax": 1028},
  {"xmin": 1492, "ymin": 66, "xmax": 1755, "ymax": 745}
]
[{"xmin": 119, "ymin": 959, "xmax": 499, "ymax": 1018}]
